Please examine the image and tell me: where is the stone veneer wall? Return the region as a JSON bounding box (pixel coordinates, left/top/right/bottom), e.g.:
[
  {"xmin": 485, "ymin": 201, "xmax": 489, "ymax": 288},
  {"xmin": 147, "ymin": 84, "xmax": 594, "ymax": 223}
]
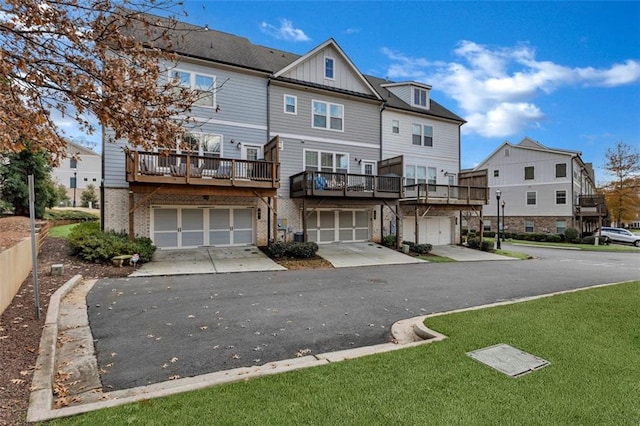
[{"xmin": 466, "ymin": 215, "xmax": 575, "ymax": 234}]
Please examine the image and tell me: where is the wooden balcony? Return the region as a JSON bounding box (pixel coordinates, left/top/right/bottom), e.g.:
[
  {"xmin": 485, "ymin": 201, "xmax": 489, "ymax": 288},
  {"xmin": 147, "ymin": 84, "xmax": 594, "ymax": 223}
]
[
  {"xmin": 125, "ymin": 150, "xmax": 279, "ymax": 190},
  {"xmin": 290, "ymin": 171, "xmax": 402, "ymax": 199},
  {"xmin": 576, "ymin": 195, "xmax": 608, "ymax": 217},
  {"xmin": 402, "ymin": 183, "xmax": 488, "ymax": 207}
]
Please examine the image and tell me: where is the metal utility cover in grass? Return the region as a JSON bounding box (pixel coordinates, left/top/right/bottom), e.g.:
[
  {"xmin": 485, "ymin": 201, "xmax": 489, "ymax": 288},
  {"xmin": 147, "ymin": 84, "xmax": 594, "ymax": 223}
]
[{"xmin": 467, "ymin": 344, "xmax": 550, "ymax": 377}]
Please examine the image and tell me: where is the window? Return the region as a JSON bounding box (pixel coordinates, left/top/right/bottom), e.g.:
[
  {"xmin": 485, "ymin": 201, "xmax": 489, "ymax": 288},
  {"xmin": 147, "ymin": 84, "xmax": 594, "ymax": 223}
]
[
  {"xmin": 70, "ymin": 176, "xmax": 77, "ymax": 189},
  {"xmin": 555, "ymin": 163, "xmax": 567, "ymax": 178},
  {"xmin": 412, "ymin": 87, "xmax": 428, "ymax": 108},
  {"xmin": 392, "ymin": 120, "xmax": 399, "ymax": 134},
  {"xmin": 526, "ymin": 191, "xmax": 537, "ymax": 205},
  {"xmin": 483, "ymin": 220, "xmax": 492, "ymax": 232},
  {"xmin": 524, "ymin": 166, "xmax": 535, "ymax": 180},
  {"xmin": 405, "ymin": 165, "xmax": 427, "ymax": 186},
  {"xmin": 83, "ymin": 177, "xmax": 88, "ymax": 182},
  {"xmin": 171, "ymin": 70, "xmax": 215, "ymax": 107},
  {"xmin": 69, "ymin": 158, "xmax": 77, "ymax": 169},
  {"xmin": 504, "ymin": 148, "xmax": 510, "ymax": 157},
  {"xmin": 493, "ymin": 169, "xmax": 499, "ymax": 177},
  {"xmin": 284, "ymin": 95, "xmax": 297, "ymax": 114},
  {"xmin": 312, "ymin": 100, "xmax": 343, "ymax": 131},
  {"xmin": 428, "ymin": 167, "xmax": 437, "ymax": 185},
  {"xmin": 525, "ymin": 220, "xmax": 534, "ymax": 233},
  {"xmin": 411, "ymin": 123, "xmax": 433, "ymax": 146},
  {"xmin": 556, "ymin": 190, "xmax": 567, "ymax": 205},
  {"xmin": 305, "ymin": 150, "xmax": 347, "ymax": 173},
  {"xmin": 92, "ymin": 178, "xmax": 97, "ymax": 182},
  {"xmin": 556, "ymin": 220, "xmax": 567, "ymax": 234},
  {"xmin": 324, "ymin": 57, "xmax": 334, "ymax": 79},
  {"xmin": 182, "ymin": 133, "xmax": 221, "ymax": 157}
]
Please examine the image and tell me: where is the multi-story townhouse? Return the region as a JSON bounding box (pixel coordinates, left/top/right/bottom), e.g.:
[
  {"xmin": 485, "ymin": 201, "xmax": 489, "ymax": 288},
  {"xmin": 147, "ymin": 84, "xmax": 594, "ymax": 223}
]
[
  {"xmin": 470, "ymin": 137, "xmax": 607, "ymax": 236},
  {"xmin": 368, "ymin": 77, "xmax": 487, "ymax": 245},
  {"xmin": 52, "ymin": 140, "xmax": 101, "ymax": 207},
  {"xmin": 102, "ymin": 15, "xmax": 483, "ymax": 249}
]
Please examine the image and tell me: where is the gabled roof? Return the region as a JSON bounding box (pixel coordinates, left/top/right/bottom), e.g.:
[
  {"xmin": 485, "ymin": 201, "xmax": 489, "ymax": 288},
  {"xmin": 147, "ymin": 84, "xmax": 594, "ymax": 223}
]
[
  {"xmin": 273, "ymin": 38, "xmax": 382, "ymax": 101},
  {"xmin": 474, "ymin": 137, "xmax": 583, "ymax": 171},
  {"xmin": 66, "ymin": 140, "xmax": 99, "ymax": 157},
  {"xmin": 366, "ymin": 75, "xmax": 465, "ymax": 123}
]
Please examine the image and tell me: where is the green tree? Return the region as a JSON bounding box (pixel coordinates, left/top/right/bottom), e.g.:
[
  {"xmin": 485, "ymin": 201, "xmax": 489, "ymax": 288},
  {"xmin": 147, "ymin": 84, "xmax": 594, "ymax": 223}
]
[
  {"xmin": 54, "ymin": 184, "xmax": 71, "ymax": 207},
  {"xmin": 80, "ymin": 184, "xmax": 99, "ymax": 208},
  {"xmin": 0, "ymin": 143, "xmax": 56, "ymax": 218},
  {"xmin": 602, "ymin": 142, "xmax": 640, "ymax": 226}
]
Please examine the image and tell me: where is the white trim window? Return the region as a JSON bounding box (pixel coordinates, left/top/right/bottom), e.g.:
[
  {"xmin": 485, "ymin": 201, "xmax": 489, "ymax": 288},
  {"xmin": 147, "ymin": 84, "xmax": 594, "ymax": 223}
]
[
  {"xmin": 312, "ymin": 100, "xmax": 344, "ymax": 131},
  {"xmin": 411, "ymin": 123, "xmax": 433, "ymax": 146},
  {"xmin": 324, "ymin": 57, "xmax": 335, "ymax": 79},
  {"xmin": 304, "ymin": 150, "xmax": 348, "ymax": 173},
  {"xmin": 526, "ymin": 191, "xmax": 537, "ymax": 205},
  {"xmin": 412, "ymin": 87, "xmax": 429, "ymax": 108},
  {"xmin": 556, "ymin": 220, "xmax": 567, "ymax": 234},
  {"xmin": 284, "ymin": 94, "xmax": 297, "ymax": 114},
  {"xmin": 405, "ymin": 165, "xmax": 427, "ymax": 186},
  {"xmin": 171, "ymin": 70, "xmax": 215, "ymax": 108},
  {"xmin": 182, "ymin": 133, "xmax": 222, "ymax": 157},
  {"xmin": 525, "ymin": 220, "xmax": 534, "ymax": 233},
  {"xmin": 555, "ymin": 190, "xmax": 567, "ymax": 205},
  {"xmin": 428, "ymin": 167, "xmax": 437, "ymax": 185},
  {"xmin": 392, "ymin": 120, "xmax": 400, "ymax": 134}
]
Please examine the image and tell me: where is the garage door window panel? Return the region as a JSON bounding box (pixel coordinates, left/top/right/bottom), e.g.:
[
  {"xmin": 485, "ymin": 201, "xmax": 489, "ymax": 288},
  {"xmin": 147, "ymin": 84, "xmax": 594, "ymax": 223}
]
[
  {"xmin": 181, "ymin": 209, "xmax": 204, "ymax": 247},
  {"xmin": 209, "ymin": 209, "xmax": 231, "ymax": 245},
  {"xmin": 153, "ymin": 209, "xmax": 178, "ymax": 248}
]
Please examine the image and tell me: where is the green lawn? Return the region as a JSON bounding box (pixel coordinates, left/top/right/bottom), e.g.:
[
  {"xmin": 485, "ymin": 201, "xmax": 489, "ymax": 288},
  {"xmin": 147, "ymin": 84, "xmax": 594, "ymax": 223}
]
[
  {"xmin": 53, "ymin": 281, "xmax": 640, "ymax": 425},
  {"xmin": 48, "ymin": 223, "xmax": 78, "ymax": 238},
  {"xmin": 508, "ymin": 239, "xmax": 639, "ymax": 252}
]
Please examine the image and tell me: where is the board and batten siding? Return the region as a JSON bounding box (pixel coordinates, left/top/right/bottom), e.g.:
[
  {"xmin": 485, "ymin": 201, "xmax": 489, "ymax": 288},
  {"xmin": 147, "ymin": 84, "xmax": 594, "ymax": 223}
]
[
  {"xmin": 381, "ymin": 110, "xmax": 460, "ymax": 184},
  {"xmin": 103, "ymin": 59, "xmax": 269, "ymax": 187},
  {"xmin": 279, "ymin": 45, "xmax": 370, "ymax": 94},
  {"xmin": 385, "ymin": 85, "xmax": 412, "ymax": 106}
]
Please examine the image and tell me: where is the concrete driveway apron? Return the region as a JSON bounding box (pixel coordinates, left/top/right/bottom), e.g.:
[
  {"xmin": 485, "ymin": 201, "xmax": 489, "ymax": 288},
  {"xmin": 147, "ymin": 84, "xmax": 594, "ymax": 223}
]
[{"xmin": 317, "ymin": 242, "xmax": 425, "ymax": 267}]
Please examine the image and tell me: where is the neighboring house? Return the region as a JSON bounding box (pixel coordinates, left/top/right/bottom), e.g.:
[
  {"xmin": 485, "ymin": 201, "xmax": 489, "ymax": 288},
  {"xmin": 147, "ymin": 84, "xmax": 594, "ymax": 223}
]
[
  {"xmin": 470, "ymin": 137, "xmax": 606, "ymax": 235},
  {"xmin": 102, "ymin": 15, "xmax": 485, "ymax": 249},
  {"xmin": 51, "ymin": 140, "xmax": 101, "ymax": 207}
]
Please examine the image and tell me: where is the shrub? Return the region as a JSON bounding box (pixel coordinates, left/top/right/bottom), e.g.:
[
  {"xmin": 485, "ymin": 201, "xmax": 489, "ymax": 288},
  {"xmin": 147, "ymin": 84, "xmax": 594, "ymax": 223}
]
[
  {"xmin": 545, "ymin": 234, "xmax": 562, "ymax": 243},
  {"xmin": 382, "ymin": 234, "xmax": 397, "ymax": 248},
  {"xmin": 67, "ymin": 222, "xmax": 156, "ymax": 263},
  {"xmin": 44, "ymin": 209, "xmax": 99, "ymax": 221},
  {"xmin": 401, "ymin": 240, "xmax": 415, "ymax": 248},
  {"xmin": 480, "ymin": 241, "xmax": 493, "ymax": 251},
  {"xmin": 483, "ymin": 231, "xmax": 496, "ymax": 238},
  {"xmin": 564, "ymin": 227, "xmax": 579, "ymax": 243},
  {"xmin": 412, "ymin": 243, "xmax": 432, "ymax": 254},
  {"xmin": 582, "ymin": 235, "xmax": 611, "ymax": 245},
  {"xmin": 467, "ymin": 237, "xmax": 480, "ymax": 249},
  {"xmin": 264, "ymin": 241, "xmax": 318, "ymax": 259}
]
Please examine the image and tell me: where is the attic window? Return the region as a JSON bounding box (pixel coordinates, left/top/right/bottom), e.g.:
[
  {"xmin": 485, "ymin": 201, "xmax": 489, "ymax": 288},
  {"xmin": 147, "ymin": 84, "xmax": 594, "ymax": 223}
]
[
  {"xmin": 325, "ymin": 57, "xmax": 335, "ymax": 79},
  {"xmin": 412, "ymin": 87, "xmax": 429, "ymax": 108},
  {"xmin": 504, "ymin": 148, "xmax": 510, "ymax": 157}
]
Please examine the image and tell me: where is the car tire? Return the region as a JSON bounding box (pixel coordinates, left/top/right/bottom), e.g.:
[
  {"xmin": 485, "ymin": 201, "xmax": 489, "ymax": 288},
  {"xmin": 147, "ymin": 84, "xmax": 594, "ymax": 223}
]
[{"xmin": 635, "ymin": 240, "xmax": 640, "ymax": 247}]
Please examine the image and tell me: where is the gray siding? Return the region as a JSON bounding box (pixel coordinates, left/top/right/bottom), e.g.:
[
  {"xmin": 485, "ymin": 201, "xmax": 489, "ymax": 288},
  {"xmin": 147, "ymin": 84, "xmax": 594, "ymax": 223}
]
[
  {"xmin": 280, "ymin": 45, "xmax": 371, "ymax": 94},
  {"xmin": 103, "ymin": 59, "xmax": 269, "ymax": 187},
  {"xmin": 386, "ymin": 85, "xmax": 412, "ymax": 105}
]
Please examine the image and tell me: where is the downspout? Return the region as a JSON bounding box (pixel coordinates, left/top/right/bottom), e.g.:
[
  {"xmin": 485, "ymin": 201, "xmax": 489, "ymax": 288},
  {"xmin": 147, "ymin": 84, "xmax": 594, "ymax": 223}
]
[
  {"xmin": 458, "ymin": 122, "xmax": 462, "ymax": 243},
  {"xmin": 379, "ymin": 102, "xmax": 386, "ymax": 238},
  {"xmin": 570, "ymin": 156, "xmax": 575, "ymax": 230},
  {"xmin": 266, "ymin": 78, "xmax": 272, "ymax": 245},
  {"xmin": 100, "ymin": 126, "xmax": 105, "ymax": 231}
]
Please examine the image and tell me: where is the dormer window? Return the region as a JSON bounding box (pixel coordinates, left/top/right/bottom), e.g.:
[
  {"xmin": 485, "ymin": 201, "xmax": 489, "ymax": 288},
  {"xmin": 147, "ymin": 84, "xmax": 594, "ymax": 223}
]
[
  {"xmin": 324, "ymin": 57, "xmax": 335, "ymax": 79},
  {"xmin": 412, "ymin": 87, "xmax": 429, "ymax": 108}
]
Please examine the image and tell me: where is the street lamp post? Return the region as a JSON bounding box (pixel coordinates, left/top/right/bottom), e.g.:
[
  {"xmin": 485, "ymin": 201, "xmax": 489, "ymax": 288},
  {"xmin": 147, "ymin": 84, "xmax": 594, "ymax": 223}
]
[
  {"xmin": 496, "ymin": 189, "xmax": 501, "ymax": 249},
  {"xmin": 501, "ymin": 200, "xmax": 506, "ymax": 241},
  {"xmin": 72, "ymin": 169, "xmax": 77, "ymax": 208}
]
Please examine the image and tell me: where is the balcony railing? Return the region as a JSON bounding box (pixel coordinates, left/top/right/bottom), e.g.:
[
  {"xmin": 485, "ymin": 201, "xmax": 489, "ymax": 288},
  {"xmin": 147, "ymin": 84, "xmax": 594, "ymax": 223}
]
[
  {"xmin": 125, "ymin": 150, "xmax": 279, "ymax": 189},
  {"xmin": 576, "ymin": 195, "xmax": 608, "ymax": 217},
  {"xmin": 290, "ymin": 171, "xmax": 402, "ymax": 199},
  {"xmin": 403, "ymin": 183, "xmax": 488, "ymax": 206}
]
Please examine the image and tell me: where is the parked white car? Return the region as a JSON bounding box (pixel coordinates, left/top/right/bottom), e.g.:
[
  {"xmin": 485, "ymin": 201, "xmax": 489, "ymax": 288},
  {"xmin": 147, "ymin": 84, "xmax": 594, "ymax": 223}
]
[{"xmin": 596, "ymin": 227, "xmax": 640, "ymax": 247}]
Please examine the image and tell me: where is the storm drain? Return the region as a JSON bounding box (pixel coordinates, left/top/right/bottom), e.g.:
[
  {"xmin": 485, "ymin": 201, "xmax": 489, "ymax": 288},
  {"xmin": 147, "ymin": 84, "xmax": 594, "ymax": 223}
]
[{"xmin": 466, "ymin": 343, "xmax": 550, "ymax": 377}]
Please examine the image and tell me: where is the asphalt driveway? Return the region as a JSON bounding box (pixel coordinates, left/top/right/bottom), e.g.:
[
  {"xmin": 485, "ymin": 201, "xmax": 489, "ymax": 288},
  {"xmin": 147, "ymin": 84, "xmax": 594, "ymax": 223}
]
[{"xmin": 87, "ymin": 246, "xmax": 640, "ymax": 391}]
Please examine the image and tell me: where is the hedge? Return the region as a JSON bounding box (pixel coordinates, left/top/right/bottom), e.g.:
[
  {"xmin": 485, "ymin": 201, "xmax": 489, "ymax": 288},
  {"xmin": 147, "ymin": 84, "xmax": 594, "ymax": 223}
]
[{"xmin": 67, "ymin": 221, "xmax": 156, "ymax": 263}]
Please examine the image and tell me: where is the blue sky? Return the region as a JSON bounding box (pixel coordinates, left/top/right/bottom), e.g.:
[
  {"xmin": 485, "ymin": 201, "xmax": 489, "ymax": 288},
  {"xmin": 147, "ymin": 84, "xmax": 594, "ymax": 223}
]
[{"xmin": 73, "ymin": 1, "xmax": 640, "ymax": 183}]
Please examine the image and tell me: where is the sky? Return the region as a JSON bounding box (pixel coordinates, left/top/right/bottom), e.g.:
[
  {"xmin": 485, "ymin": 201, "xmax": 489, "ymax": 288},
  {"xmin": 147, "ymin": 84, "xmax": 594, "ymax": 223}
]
[{"xmin": 67, "ymin": 1, "xmax": 640, "ymax": 183}]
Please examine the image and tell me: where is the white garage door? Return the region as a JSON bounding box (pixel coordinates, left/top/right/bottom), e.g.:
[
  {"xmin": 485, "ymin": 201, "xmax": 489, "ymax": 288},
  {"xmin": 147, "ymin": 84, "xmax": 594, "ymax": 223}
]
[
  {"xmin": 306, "ymin": 210, "xmax": 369, "ymax": 243},
  {"xmin": 152, "ymin": 206, "xmax": 254, "ymax": 249},
  {"xmin": 403, "ymin": 216, "xmax": 452, "ymax": 246}
]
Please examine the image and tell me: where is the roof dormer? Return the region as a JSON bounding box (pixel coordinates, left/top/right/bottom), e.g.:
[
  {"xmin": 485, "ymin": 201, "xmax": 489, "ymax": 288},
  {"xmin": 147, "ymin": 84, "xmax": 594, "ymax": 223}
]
[{"xmin": 381, "ymin": 81, "xmax": 431, "ymax": 110}]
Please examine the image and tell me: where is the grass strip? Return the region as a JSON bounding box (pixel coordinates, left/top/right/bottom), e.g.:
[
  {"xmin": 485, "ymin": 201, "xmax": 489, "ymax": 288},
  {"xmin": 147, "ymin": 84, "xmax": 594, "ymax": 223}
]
[{"xmin": 53, "ymin": 281, "xmax": 640, "ymax": 425}]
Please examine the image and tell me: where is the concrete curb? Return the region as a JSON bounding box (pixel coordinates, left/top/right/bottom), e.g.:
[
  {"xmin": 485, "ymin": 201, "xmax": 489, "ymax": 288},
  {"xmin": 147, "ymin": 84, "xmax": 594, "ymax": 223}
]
[
  {"xmin": 27, "ymin": 274, "xmax": 83, "ymax": 423},
  {"xmin": 27, "ymin": 275, "xmax": 635, "ymax": 422}
]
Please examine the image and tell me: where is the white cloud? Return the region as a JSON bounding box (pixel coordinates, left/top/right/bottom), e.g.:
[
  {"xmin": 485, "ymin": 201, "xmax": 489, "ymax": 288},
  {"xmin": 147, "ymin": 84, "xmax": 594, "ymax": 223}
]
[
  {"xmin": 382, "ymin": 41, "xmax": 640, "ymax": 138},
  {"xmin": 260, "ymin": 19, "xmax": 310, "ymax": 42}
]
